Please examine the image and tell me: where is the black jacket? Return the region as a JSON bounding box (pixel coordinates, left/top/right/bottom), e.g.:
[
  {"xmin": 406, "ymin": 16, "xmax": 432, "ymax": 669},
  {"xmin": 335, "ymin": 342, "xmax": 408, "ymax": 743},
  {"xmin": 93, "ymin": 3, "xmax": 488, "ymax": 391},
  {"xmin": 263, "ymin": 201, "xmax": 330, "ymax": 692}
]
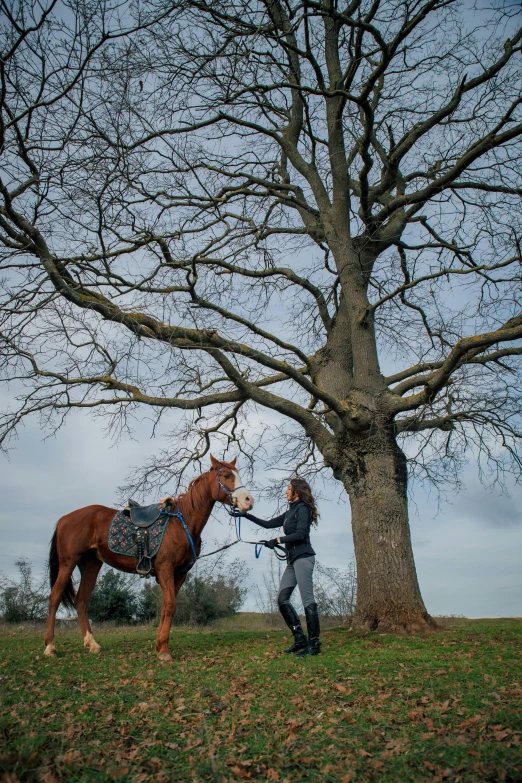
[{"xmin": 245, "ymin": 500, "xmax": 316, "ymax": 564}]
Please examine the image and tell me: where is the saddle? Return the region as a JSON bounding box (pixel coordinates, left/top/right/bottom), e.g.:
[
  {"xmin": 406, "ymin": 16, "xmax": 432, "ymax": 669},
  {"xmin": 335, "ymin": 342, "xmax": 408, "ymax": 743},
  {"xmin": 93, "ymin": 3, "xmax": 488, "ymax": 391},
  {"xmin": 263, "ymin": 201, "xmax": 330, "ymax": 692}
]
[
  {"xmin": 127, "ymin": 498, "xmax": 171, "ymax": 527},
  {"xmin": 125, "ymin": 499, "xmax": 172, "ymax": 576}
]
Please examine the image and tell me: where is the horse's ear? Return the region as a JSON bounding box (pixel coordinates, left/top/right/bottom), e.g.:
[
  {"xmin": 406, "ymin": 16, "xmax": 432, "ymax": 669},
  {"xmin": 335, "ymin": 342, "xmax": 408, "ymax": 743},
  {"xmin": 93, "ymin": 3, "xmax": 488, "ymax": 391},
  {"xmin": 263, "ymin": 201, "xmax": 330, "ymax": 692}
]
[
  {"xmin": 229, "ymin": 457, "xmax": 237, "ymax": 467},
  {"xmin": 210, "ymin": 454, "xmax": 219, "ymax": 468}
]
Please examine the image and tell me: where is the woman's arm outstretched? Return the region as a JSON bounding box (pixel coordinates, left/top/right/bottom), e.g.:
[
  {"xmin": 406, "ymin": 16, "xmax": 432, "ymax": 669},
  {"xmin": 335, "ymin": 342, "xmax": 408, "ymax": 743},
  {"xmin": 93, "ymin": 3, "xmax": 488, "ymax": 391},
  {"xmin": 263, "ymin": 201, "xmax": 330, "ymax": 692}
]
[{"xmin": 242, "ymin": 511, "xmax": 286, "ymax": 529}]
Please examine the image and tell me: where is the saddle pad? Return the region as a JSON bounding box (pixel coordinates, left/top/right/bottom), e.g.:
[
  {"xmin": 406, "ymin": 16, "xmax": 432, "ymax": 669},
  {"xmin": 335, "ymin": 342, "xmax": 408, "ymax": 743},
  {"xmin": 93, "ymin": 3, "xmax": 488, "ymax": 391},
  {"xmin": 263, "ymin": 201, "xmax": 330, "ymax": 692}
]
[{"xmin": 108, "ymin": 511, "xmax": 168, "ymax": 559}]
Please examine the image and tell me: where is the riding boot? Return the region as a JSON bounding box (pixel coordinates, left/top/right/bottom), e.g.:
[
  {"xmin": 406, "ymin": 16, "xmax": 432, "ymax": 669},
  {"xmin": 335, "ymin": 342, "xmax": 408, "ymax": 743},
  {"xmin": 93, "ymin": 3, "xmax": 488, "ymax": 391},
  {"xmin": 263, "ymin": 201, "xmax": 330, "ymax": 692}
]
[
  {"xmin": 278, "ymin": 601, "xmax": 308, "ymax": 653},
  {"xmin": 295, "ymin": 603, "xmax": 321, "ymax": 656}
]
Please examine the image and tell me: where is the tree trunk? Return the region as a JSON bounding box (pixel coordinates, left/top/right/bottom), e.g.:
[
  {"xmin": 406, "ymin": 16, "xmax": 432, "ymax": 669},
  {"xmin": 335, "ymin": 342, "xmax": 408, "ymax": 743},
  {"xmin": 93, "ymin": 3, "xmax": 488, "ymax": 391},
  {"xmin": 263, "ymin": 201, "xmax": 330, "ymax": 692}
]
[{"xmin": 341, "ymin": 427, "xmax": 439, "ymax": 633}]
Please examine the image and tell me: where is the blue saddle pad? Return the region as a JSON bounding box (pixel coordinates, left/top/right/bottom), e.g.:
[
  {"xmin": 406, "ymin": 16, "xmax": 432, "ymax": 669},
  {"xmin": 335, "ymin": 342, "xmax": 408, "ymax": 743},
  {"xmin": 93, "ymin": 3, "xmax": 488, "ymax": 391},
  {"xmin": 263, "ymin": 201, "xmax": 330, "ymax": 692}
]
[{"xmin": 108, "ymin": 511, "xmax": 168, "ymax": 559}]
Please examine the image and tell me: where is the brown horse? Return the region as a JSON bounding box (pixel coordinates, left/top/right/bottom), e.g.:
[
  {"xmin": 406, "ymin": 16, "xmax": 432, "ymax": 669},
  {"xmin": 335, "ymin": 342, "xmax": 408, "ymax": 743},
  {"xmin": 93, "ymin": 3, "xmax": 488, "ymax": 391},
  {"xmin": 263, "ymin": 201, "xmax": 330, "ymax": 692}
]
[{"xmin": 44, "ymin": 455, "xmax": 254, "ymax": 661}]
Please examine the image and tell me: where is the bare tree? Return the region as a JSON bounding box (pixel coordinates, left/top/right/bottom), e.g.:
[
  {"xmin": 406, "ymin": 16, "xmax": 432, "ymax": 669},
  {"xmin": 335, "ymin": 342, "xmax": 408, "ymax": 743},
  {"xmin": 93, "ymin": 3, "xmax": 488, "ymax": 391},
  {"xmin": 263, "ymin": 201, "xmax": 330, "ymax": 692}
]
[
  {"xmin": 315, "ymin": 561, "xmax": 357, "ymax": 622},
  {"xmin": 0, "ymin": 559, "xmax": 48, "ymax": 622},
  {"xmin": 1, "ymin": 0, "xmax": 521, "ymax": 631},
  {"xmin": 255, "ymin": 556, "xmax": 288, "ymax": 623}
]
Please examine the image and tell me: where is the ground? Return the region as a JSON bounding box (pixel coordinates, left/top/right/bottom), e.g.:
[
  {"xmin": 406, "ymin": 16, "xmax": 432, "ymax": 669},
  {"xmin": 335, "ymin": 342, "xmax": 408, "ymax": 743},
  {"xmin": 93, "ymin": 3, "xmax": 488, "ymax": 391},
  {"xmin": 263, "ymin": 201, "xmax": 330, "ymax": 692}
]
[{"xmin": 0, "ymin": 616, "xmax": 521, "ymax": 782}]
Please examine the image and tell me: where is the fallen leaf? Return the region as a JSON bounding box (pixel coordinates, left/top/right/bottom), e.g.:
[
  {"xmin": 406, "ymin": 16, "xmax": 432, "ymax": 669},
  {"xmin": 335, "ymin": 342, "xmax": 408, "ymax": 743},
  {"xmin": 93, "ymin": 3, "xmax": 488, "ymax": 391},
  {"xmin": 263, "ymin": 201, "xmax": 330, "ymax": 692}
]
[
  {"xmin": 62, "ymin": 750, "xmax": 82, "ymax": 765},
  {"xmin": 384, "ymin": 738, "xmax": 410, "ymax": 756},
  {"xmin": 40, "ymin": 773, "xmax": 59, "ymax": 783}
]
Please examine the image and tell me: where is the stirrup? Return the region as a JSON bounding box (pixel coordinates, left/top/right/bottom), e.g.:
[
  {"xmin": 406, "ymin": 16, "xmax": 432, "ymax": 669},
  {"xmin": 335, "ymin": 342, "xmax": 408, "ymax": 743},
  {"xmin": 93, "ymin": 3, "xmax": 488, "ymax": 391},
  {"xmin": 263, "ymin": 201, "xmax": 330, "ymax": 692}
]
[{"xmin": 136, "ymin": 556, "xmax": 153, "ymax": 577}]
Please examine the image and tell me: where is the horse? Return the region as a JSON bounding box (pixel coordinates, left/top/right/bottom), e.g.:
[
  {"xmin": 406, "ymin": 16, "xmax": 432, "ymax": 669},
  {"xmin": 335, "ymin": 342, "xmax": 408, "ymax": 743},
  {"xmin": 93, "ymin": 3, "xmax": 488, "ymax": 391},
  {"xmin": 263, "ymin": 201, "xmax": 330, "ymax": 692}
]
[{"xmin": 44, "ymin": 455, "xmax": 254, "ymax": 661}]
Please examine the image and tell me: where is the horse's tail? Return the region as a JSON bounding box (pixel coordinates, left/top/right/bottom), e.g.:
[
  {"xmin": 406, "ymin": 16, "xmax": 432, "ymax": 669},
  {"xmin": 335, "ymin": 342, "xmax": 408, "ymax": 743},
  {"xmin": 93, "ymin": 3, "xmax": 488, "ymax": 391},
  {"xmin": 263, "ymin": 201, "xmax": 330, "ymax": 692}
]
[{"xmin": 49, "ymin": 527, "xmax": 76, "ymax": 610}]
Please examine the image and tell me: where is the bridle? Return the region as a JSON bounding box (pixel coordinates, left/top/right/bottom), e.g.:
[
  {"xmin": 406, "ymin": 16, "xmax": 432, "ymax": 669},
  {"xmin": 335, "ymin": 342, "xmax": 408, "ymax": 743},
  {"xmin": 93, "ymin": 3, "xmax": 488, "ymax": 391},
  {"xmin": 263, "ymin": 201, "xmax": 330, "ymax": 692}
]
[
  {"xmin": 215, "ymin": 467, "xmax": 247, "ymax": 507},
  {"xmin": 169, "ymin": 467, "xmax": 284, "ymax": 569}
]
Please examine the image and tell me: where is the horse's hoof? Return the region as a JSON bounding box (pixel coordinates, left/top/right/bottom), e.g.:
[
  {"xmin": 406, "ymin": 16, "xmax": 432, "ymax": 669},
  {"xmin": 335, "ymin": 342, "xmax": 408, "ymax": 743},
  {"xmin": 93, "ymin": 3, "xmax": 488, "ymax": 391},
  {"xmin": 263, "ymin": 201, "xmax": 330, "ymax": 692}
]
[
  {"xmin": 44, "ymin": 644, "xmax": 57, "ymax": 657},
  {"xmin": 157, "ymin": 652, "xmax": 172, "ymax": 663},
  {"xmin": 83, "ymin": 632, "xmax": 101, "ymax": 653}
]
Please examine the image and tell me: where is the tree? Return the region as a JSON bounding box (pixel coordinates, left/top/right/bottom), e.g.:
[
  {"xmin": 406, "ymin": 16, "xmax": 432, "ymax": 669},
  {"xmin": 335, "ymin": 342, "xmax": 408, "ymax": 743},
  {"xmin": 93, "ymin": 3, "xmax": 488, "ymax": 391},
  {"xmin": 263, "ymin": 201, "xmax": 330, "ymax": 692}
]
[
  {"xmin": 88, "ymin": 569, "xmax": 140, "ymax": 624},
  {"xmin": 1, "ymin": 0, "xmax": 521, "ymax": 631},
  {"xmin": 314, "ymin": 561, "xmax": 357, "ymax": 622},
  {"xmin": 174, "ymin": 570, "xmax": 247, "ymax": 626},
  {"xmin": 255, "ymin": 558, "xmax": 357, "ymax": 624},
  {"xmin": 0, "ymin": 559, "xmax": 48, "ymax": 623},
  {"xmin": 137, "ymin": 556, "xmax": 249, "ymax": 625},
  {"xmin": 139, "ymin": 581, "xmax": 163, "ymax": 624}
]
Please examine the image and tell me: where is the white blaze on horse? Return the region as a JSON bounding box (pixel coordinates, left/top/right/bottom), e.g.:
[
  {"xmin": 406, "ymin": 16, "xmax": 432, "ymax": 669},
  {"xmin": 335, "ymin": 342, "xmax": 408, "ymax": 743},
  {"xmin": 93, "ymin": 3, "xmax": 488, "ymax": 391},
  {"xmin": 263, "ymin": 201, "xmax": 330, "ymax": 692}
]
[{"xmin": 44, "ymin": 456, "xmax": 254, "ymax": 661}]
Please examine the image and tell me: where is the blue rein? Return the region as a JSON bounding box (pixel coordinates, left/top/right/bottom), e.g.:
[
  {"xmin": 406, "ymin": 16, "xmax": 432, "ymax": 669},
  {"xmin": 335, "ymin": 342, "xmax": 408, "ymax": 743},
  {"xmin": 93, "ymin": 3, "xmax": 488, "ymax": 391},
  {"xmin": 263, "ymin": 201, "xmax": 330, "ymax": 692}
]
[
  {"xmin": 167, "ymin": 510, "xmax": 198, "ymax": 564},
  {"xmin": 230, "ymin": 504, "xmax": 263, "ymax": 559}
]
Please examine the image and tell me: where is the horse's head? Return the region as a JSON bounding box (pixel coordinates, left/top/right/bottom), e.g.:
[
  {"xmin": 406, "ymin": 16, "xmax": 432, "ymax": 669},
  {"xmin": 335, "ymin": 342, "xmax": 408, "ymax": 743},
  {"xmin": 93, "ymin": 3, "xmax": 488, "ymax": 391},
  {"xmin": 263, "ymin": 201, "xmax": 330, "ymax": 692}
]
[{"xmin": 210, "ymin": 455, "xmax": 254, "ymax": 512}]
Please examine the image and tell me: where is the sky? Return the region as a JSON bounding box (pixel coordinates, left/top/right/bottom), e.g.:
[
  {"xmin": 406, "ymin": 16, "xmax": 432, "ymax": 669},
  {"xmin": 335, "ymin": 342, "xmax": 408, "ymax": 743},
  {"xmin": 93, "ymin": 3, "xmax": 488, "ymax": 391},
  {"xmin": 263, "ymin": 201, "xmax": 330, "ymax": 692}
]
[{"xmin": 0, "ymin": 400, "xmax": 520, "ymax": 619}]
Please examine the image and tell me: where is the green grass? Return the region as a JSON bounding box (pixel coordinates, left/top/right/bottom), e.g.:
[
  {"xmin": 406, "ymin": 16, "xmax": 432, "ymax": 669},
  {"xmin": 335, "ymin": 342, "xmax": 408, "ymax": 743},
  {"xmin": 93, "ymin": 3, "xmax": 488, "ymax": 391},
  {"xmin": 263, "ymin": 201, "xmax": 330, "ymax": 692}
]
[{"xmin": 1, "ymin": 617, "xmax": 521, "ymax": 782}]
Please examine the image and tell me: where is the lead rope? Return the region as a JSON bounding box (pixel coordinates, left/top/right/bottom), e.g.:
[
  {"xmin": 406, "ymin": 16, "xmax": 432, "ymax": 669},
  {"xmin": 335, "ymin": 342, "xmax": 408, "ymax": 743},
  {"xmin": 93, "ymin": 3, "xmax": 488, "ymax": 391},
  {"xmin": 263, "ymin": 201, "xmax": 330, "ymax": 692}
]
[
  {"xmin": 227, "ymin": 504, "xmax": 286, "ymax": 560},
  {"xmin": 229, "ymin": 505, "xmax": 266, "ymax": 559}
]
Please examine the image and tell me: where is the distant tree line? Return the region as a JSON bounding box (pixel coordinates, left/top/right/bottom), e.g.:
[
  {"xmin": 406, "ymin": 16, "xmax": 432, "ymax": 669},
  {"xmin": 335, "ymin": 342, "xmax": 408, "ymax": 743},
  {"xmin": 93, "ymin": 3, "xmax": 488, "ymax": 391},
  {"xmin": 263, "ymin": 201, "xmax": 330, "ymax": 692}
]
[
  {"xmin": 0, "ymin": 558, "xmax": 249, "ymax": 626},
  {"xmin": 0, "ymin": 556, "xmax": 357, "ymax": 626}
]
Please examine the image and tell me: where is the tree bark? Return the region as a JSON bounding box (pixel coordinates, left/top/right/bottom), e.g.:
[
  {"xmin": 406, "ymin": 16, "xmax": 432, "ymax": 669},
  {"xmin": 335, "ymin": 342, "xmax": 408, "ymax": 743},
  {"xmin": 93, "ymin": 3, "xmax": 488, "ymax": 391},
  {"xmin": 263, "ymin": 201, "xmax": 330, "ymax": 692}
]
[{"xmin": 341, "ymin": 426, "xmax": 439, "ymax": 633}]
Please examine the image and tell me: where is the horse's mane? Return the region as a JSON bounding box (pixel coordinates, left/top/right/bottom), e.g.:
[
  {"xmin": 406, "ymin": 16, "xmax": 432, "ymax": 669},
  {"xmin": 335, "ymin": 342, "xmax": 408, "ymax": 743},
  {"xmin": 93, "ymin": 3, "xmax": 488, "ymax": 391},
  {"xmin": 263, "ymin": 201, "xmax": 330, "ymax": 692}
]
[{"xmin": 174, "ymin": 461, "xmax": 234, "ymax": 519}]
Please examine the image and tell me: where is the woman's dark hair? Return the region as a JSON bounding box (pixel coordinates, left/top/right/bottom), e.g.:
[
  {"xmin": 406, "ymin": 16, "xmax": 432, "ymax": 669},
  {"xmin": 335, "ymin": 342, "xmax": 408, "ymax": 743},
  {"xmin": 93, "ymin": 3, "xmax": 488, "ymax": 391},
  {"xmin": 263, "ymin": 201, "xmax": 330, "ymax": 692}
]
[{"xmin": 289, "ymin": 477, "xmax": 319, "ymax": 526}]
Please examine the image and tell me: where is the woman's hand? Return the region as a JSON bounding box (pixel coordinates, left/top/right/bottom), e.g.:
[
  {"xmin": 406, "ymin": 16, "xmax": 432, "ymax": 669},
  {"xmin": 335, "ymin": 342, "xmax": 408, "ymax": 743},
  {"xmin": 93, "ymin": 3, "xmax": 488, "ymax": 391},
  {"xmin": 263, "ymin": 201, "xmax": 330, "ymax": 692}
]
[{"xmin": 263, "ymin": 538, "xmax": 279, "ymax": 549}]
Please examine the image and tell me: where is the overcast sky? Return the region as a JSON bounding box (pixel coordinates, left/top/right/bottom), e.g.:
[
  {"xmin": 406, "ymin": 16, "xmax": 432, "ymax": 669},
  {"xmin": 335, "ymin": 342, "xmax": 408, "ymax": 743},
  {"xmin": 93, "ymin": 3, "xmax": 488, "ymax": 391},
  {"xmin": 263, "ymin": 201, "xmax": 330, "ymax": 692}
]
[{"xmin": 0, "ymin": 397, "xmax": 520, "ymax": 619}]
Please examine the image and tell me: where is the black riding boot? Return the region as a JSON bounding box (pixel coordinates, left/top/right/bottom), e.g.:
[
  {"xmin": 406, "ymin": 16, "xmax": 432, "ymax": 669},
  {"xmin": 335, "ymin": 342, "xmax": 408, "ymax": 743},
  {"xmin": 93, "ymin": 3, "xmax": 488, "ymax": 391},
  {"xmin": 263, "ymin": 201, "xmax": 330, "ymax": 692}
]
[
  {"xmin": 279, "ymin": 601, "xmax": 308, "ymax": 653},
  {"xmin": 296, "ymin": 603, "xmax": 321, "ymax": 656}
]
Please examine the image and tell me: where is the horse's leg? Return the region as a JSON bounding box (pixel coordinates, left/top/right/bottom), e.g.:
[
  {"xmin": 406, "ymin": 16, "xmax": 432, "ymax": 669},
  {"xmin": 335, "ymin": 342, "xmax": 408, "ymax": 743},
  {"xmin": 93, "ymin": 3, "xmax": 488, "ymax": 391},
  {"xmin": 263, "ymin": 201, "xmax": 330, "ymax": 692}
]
[
  {"xmin": 76, "ymin": 554, "xmax": 103, "ymax": 653},
  {"xmin": 44, "ymin": 560, "xmax": 78, "ymax": 657},
  {"xmin": 175, "ymin": 572, "xmax": 188, "ymax": 596},
  {"xmin": 155, "ymin": 571, "xmax": 188, "ymax": 661},
  {"xmin": 155, "ymin": 566, "xmax": 176, "ymax": 662}
]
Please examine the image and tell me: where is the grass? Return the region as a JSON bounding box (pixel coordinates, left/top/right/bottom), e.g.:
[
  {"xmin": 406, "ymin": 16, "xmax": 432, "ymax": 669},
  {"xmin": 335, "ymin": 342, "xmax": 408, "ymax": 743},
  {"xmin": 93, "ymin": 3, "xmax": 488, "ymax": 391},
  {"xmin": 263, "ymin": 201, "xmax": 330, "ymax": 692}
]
[{"xmin": 0, "ymin": 616, "xmax": 521, "ymax": 782}]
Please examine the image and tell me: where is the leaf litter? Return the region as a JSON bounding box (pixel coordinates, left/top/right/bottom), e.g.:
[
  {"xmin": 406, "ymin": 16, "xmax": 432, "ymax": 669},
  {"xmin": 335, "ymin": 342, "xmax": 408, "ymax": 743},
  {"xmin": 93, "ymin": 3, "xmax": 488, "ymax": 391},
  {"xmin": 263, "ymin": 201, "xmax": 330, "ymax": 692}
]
[{"xmin": 0, "ymin": 620, "xmax": 521, "ymax": 781}]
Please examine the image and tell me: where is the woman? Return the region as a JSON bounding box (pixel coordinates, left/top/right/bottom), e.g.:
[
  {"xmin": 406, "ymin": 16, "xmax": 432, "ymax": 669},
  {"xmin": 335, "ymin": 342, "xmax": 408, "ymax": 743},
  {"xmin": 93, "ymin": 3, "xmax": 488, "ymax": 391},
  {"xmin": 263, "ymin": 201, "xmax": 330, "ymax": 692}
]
[{"xmin": 243, "ymin": 477, "xmax": 321, "ymax": 656}]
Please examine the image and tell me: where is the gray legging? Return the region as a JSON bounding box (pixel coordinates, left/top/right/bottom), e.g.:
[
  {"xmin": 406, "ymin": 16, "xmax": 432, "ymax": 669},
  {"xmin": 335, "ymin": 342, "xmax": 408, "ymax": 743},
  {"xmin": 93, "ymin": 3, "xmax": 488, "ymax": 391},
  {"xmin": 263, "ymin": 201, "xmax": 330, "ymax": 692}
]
[{"xmin": 277, "ymin": 556, "xmax": 316, "ymax": 609}]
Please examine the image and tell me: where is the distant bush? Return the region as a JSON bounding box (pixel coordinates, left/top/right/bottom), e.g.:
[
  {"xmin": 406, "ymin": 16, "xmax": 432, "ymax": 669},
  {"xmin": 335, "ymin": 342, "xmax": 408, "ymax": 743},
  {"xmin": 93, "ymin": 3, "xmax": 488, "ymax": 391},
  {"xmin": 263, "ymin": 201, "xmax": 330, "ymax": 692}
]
[
  {"xmin": 174, "ymin": 572, "xmax": 242, "ymax": 626},
  {"xmin": 0, "ymin": 553, "xmax": 250, "ymax": 627},
  {"xmin": 0, "ymin": 559, "xmax": 47, "ymax": 623},
  {"xmin": 137, "ymin": 556, "xmax": 250, "ymax": 626},
  {"xmin": 88, "ymin": 570, "xmax": 140, "ymax": 624},
  {"xmin": 137, "ymin": 581, "xmax": 163, "ymax": 623}
]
